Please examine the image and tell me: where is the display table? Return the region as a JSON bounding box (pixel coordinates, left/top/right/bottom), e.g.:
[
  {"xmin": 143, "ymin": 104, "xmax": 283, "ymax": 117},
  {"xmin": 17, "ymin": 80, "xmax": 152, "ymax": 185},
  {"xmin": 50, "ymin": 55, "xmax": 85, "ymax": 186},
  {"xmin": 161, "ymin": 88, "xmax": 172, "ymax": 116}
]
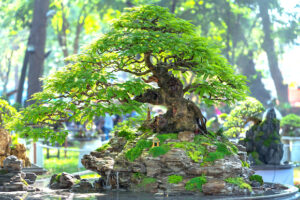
[{"xmin": 252, "ymin": 164, "xmax": 295, "ymax": 185}]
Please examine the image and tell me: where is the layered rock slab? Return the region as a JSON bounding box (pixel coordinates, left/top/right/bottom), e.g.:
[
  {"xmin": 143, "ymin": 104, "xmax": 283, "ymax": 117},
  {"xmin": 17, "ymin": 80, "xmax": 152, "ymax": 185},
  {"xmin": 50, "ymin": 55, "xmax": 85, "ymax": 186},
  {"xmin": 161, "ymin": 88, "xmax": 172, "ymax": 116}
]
[
  {"xmin": 0, "ymin": 156, "xmax": 37, "ymax": 192},
  {"xmin": 82, "ymin": 133, "xmax": 254, "ymax": 195}
]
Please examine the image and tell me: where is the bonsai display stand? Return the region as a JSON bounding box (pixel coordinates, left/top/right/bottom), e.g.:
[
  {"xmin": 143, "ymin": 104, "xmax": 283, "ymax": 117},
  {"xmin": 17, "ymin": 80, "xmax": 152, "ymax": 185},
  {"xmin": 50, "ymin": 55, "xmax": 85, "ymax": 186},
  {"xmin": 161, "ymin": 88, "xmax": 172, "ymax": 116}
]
[{"xmin": 252, "ymin": 164, "xmax": 295, "ymax": 186}]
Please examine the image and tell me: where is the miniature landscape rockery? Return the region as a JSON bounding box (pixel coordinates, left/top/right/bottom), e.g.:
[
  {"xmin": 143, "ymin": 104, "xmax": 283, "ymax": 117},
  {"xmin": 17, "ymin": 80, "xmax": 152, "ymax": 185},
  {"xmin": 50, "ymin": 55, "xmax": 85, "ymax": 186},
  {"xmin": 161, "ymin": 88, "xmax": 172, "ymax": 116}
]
[
  {"xmin": 82, "ymin": 130, "xmax": 261, "ymax": 195},
  {"xmin": 0, "ymin": 156, "xmax": 37, "ymax": 192}
]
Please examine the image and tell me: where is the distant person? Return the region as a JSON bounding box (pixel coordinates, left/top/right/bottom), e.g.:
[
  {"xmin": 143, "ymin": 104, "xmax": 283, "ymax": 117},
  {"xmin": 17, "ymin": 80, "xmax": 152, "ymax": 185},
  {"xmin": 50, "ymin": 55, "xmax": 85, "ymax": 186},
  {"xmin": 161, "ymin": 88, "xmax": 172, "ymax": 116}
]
[
  {"xmin": 103, "ymin": 113, "xmax": 114, "ymax": 140},
  {"xmin": 113, "ymin": 115, "xmax": 122, "ymax": 126}
]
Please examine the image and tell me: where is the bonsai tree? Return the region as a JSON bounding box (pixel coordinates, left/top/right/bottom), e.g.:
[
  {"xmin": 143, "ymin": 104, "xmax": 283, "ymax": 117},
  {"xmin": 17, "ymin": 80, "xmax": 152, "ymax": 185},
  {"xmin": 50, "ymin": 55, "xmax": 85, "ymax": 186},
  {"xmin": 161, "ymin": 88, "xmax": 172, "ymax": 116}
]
[
  {"xmin": 14, "ymin": 5, "xmax": 248, "ymax": 144},
  {"xmin": 280, "ymin": 114, "xmax": 300, "ymax": 136},
  {"xmin": 223, "ymin": 97, "xmax": 265, "ymax": 138}
]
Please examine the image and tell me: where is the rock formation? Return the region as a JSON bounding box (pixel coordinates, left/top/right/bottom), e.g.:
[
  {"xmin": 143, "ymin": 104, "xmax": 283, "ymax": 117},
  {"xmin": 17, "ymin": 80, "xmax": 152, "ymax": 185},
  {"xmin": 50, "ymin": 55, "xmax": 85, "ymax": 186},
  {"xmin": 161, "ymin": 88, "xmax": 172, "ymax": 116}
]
[
  {"xmin": 82, "ymin": 130, "xmax": 255, "ymax": 195},
  {"xmin": 10, "ymin": 144, "xmax": 31, "ymax": 167},
  {"xmin": 0, "ymin": 156, "xmax": 37, "ymax": 192},
  {"xmin": 71, "ymin": 179, "xmax": 96, "ymax": 193},
  {"xmin": 0, "ymin": 128, "xmax": 12, "ymax": 166},
  {"xmin": 0, "ymin": 128, "xmax": 31, "ymax": 168},
  {"xmin": 240, "ymin": 108, "xmax": 283, "ymax": 165},
  {"xmin": 50, "ymin": 172, "xmax": 81, "ymax": 189}
]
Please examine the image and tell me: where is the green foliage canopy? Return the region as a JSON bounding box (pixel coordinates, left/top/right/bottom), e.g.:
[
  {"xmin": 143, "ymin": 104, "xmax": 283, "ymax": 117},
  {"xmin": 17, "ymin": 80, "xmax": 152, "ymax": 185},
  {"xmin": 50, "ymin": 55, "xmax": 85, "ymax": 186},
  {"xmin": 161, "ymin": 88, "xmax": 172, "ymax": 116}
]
[
  {"xmin": 13, "ymin": 5, "xmax": 248, "ymax": 144},
  {"xmin": 280, "ymin": 114, "xmax": 300, "ymax": 136},
  {"xmin": 280, "ymin": 114, "xmax": 300, "ymax": 129}
]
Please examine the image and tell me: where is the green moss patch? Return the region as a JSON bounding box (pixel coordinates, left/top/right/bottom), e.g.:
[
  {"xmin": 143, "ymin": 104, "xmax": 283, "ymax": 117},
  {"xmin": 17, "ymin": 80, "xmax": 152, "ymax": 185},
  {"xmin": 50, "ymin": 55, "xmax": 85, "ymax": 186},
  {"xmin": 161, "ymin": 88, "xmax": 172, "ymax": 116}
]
[
  {"xmin": 149, "ymin": 144, "xmax": 170, "ymax": 157},
  {"xmin": 74, "ymin": 179, "xmax": 81, "ymax": 184},
  {"xmin": 249, "ymin": 175, "xmax": 263, "ymax": 185},
  {"xmin": 168, "ymin": 175, "xmax": 183, "ymax": 184},
  {"xmin": 225, "ymin": 177, "xmax": 252, "ymax": 192},
  {"xmin": 205, "ymin": 152, "xmax": 225, "ymax": 162},
  {"xmin": 170, "ymin": 141, "xmax": 206, "ymax": 162},
  {"xmin": 204, "ymin": 141, "xmax": 235, "ymax": 163},
  {"xmin": 138, "ymin": 177, "xmax": 157, "ymax": 188},
  {"xmin": 95, "ymin": 143, "xmax": 111, "ymax": 152},
  {"xmin": 116, "ymin": 125, "xmax": 136, "ymax": 140},
  {"xmin": 125, "ymin": 139, "xmax": 152, "ymax": 162},
  {"xmin": 185, "ymin": 175, "xmax": 207, "ymax": 192},
  {"xmin": 216, "ymin": 142, "xmax": 232, "ymax": 155},
  {"xmin": 133, "ymin": 172, "xmax": 142, "ymax": 180},
  {"xmin": 169, "ymin": 135, "xmax": 237, "ymax": 163},
  {"xmin": 241, "ymin": 161, "xmax": 250, "ymax": 168},
  {"xmin": 55, "ymin": 173, "xmax": 62, "ymax": 182},
  {"xmin": 156, "ymin": 134, "xmax": 178, "ymax": 143},
  {"xmin": 194, "ymin": 135, "xmax": 212, "ymax": 145}
]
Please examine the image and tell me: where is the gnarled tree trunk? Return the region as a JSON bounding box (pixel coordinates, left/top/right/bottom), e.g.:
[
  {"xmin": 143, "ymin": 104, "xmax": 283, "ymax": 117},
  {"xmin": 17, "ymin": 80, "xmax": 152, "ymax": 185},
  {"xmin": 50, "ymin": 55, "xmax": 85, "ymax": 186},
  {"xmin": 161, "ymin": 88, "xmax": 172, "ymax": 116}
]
[{"xmin": 136, "ymin": 63, "xmax": 207, "ymax": 134}]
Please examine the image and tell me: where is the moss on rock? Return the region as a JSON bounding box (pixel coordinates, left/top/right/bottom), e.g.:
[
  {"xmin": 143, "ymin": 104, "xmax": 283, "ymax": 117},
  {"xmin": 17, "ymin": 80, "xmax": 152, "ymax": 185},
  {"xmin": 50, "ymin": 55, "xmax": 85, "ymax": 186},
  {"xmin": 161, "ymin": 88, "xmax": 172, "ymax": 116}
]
[
  {"xmin": 225, "ymin": 177, "xmax": 252, "ymax": 192},
  {"xmin": 138, "ymin": 177, "xmax": 157, "ymax": 188},
  {"xmin": 55, "ymin": 173, "xmax": 62, "ymax": 183},
  {"xmin": 156, "ymin": 134, "xmax": 178, "ymax": 143},
  {"xmin": 125, "ymin": 139, "xmax": 152, "ymax": 162},
  {"xmin": 185, "ymin": 175, "xmax": 207, "ymax": 192},
  {"xmin": 168, "ymin": 175, "xmax": 183, "ymax": 184},
  {"xmin": 249, "ymin": 175, "xmax": 263, "ymax": 185},
  {"xmin": 149, "ymin": 144, "xmax": 170, "ymax": 157},
  {"xmin": 95, "ymin": 143, "xmax": 111, "ymax": 152}
]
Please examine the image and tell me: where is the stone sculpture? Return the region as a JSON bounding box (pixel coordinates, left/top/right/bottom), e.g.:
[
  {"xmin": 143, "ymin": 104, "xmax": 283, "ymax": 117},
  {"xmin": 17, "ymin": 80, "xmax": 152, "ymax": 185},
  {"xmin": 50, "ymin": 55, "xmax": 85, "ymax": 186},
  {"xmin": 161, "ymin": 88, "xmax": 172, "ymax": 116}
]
[{"xmin": 241, "ymin": 108, "xmax": 283, "ymax": 165}]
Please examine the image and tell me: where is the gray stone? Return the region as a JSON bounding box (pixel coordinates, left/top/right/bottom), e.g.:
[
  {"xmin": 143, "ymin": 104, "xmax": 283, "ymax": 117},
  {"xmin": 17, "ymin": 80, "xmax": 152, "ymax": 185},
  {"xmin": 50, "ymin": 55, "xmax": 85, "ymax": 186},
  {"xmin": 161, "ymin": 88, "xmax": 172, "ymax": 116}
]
[
  {"xmin": 49, "ymin": 172, "xmax": 80, "ymax": 189},
  {"xmin": 24, "ymin": 172, "xmax": 37, "ymax": 185},
  {"xmin": 3, "ymin": 156, "xmax": 22, "ymax": 172},
  {"xmin": 0, "ymin": 156, "xmax": 37, "ymax": 192},
  {"xmin": 71, "ymin": 179, "xmax": 95, "ymax": 193}
]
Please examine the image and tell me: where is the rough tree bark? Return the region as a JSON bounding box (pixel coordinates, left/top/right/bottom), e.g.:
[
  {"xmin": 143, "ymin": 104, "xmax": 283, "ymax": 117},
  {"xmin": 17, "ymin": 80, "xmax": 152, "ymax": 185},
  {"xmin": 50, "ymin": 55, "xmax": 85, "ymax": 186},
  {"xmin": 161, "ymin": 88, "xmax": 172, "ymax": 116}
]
[
  {"xmin": 16, "ymin": 49, "xmax": 29, "ymax": 105},
  {"xmin": 258, "ymin": 0, "xmax": 289, "ymax": 104},
  {"xmin": 135, "ymin": 54, "xmax": 207, "ymax": 134},
  {"xmin": 27, "ymin": 0, "xmax": 49, "ymax": 106}
]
